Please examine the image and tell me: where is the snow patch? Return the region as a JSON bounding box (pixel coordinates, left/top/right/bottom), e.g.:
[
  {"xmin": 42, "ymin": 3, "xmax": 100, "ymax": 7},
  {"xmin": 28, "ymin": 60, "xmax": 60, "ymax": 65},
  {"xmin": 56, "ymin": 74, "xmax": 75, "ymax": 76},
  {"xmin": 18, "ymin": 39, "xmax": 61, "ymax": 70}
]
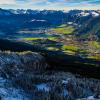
[
  {"xmin": 30, "ymin": 19, "xmax": 46, "ymax": 22},
  {"xmin": 36, "ymin": 83, "xmax": 50, "ymax": 92}
]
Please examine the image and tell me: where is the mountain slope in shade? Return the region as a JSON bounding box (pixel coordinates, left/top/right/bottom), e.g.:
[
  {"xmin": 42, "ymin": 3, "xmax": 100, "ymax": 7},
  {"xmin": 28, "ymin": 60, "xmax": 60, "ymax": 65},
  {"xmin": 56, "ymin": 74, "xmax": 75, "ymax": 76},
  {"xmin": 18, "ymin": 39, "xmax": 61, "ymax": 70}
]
[{"xmin": 78, "ymin": 16, "xmax": 100, "ymax": 39}]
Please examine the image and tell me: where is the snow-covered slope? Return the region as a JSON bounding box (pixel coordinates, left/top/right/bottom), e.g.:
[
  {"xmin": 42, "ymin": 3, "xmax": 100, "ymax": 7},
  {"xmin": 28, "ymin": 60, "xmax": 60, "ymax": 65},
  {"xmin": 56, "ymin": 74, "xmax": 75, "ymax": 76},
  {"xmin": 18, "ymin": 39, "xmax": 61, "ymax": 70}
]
[{"xmin": 0, "ymin": 8, "xmax": 99, "ymax": 17}]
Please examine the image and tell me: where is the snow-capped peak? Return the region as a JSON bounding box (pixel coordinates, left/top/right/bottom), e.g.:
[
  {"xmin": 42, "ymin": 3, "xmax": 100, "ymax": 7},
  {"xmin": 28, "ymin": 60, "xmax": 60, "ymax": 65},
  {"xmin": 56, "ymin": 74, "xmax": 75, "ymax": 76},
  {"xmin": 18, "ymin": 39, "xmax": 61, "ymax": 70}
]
[{"xmin": 91, "ymin": 11, "xmax": 100, "ymax": 17}]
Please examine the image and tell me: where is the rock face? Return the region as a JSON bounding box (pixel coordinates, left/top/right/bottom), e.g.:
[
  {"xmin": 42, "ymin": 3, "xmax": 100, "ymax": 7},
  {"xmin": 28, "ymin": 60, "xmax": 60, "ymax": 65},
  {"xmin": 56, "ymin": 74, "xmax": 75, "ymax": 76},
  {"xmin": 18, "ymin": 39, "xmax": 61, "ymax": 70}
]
[
  {"xmin": 0, "ymin": 51, "xmax": 48, "ymax": 77},
  {"xmin": 31, "ymin": 72, "xmax": 100, "ymax": 100},
  {"xmin": 0, "ymin": 51, "xmax": 48, "ymax": 99},
  {"xmin": 0, "ymin": 51, "xmax": 100, "ymax": 100}
]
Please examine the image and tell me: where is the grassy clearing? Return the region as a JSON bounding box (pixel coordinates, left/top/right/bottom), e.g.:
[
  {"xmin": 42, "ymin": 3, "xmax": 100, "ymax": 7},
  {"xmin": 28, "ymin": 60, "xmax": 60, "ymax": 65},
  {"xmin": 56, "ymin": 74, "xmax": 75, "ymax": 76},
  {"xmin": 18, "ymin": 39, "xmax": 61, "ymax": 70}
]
[
  {"xmin": 88, "ymin": 41, "xmax": 100, "ymax": 48},
  {"xmin": 47, "ymin": 37, "xmax": 58, "ymax": 41},
  {"xmin": 62, "ymin": 45, "xmax": 78, "ymax": 52},
  {"xmin": 58, "ymin": 24, "xmax": 68, "ymax": 27},
  {"xmin": 22, "ymin": 37, "xmax": 43, "ymax": 41},
  {"xmin": 22, "ymin": 36, "xmax": 58, "ymax": 41},
  {"xmin": 50, "ymin": 24, "xmax": 75, "ymax": 35},
  {"xmin": 46, "ymin": 47, "xmax": 59, "ymax": 51},
  {"xmin": 63, "ymin": 50, "xmax": 76, "ymax": 55},
  {"xmin": 88, "ymin": 54, "xmax": 100, "ymax": 60}
]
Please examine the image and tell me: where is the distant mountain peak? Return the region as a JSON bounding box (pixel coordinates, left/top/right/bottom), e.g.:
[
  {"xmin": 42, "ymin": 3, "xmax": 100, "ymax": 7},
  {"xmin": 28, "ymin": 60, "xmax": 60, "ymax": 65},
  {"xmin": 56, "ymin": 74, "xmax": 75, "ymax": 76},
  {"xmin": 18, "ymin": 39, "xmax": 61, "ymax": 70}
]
[{"xmin": 0, "ymin": 8, "xmax": 99, "ymax": 17}]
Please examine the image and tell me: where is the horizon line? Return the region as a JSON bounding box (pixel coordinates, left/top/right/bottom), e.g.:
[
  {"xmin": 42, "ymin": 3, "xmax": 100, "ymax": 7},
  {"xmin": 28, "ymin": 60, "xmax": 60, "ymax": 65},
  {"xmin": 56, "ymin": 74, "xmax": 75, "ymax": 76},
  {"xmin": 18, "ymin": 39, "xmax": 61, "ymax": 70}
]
[{"xmin": 0, "ymin": 8, "xmax": 100, "ymax": 11}]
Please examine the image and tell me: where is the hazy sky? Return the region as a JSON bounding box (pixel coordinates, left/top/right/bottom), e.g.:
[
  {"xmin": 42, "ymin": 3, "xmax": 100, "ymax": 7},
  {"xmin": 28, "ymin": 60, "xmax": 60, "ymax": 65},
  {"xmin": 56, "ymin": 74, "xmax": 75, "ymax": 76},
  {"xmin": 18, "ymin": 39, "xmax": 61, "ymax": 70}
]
[{"xmin": 0, "ymin": 0, "xmax": 100, "ymax": 10}]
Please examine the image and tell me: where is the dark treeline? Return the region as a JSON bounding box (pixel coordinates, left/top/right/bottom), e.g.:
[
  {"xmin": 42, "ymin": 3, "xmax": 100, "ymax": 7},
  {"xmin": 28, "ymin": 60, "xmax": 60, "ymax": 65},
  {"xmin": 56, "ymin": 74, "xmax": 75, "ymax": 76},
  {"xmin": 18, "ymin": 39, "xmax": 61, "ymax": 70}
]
[{"xmin": 0, "ymin": 39, "xmax": 100, "ymax": 78}]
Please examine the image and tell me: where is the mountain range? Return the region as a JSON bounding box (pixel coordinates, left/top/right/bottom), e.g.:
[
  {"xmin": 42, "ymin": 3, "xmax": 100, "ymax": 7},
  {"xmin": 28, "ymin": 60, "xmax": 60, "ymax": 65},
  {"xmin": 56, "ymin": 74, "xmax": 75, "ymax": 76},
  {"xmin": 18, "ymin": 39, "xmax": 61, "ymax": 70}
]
[
  {"xmin": 0, "ymin": 8, "xmax": 100, "ymax": 16},
  {"xmin": 0, "ymin": 8, "xmax": 100, "ymax": 39}
]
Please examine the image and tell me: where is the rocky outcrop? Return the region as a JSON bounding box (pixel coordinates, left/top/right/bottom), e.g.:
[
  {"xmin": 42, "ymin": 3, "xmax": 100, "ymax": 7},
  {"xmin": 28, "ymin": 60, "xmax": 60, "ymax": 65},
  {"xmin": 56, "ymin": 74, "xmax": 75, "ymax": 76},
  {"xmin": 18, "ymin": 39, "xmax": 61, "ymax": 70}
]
[
  {"xmin": 0, "ymin": 51, "xmax": 49, "ymax": 99},
  {"xmin": 31, "ymin": 72, "xmax": 100, "ymax": 100},
  {"xmin": 0, "ymin": 51, "xmax": 48, "ymax": 99},
  {"xmin": 0, "ymin": 51, "xmax": 100, "ymax": 100},
  {"xmin": 0, "ymin": 51, "xmax": 48, "ymax": 78}
]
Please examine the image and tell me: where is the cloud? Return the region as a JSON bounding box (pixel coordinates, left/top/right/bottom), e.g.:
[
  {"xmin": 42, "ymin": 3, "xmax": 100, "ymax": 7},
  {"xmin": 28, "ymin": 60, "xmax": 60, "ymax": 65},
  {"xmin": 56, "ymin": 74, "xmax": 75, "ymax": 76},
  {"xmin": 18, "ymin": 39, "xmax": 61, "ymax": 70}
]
[
  {"xmin": 0, "ymin": 0, "xmax": 16, "ymax": 4},
  {"xmin": 0, "ymin": 0, "xmax": 99, "ymax": 10}
]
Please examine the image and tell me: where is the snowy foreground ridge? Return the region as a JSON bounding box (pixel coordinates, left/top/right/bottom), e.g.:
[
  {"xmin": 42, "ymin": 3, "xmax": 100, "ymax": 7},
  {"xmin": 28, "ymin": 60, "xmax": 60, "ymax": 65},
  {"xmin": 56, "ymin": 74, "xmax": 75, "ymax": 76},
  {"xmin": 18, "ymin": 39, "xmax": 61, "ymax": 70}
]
[{"xmin": 0, "ymin": 51, "xmax": 100, "ymax": 100}]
